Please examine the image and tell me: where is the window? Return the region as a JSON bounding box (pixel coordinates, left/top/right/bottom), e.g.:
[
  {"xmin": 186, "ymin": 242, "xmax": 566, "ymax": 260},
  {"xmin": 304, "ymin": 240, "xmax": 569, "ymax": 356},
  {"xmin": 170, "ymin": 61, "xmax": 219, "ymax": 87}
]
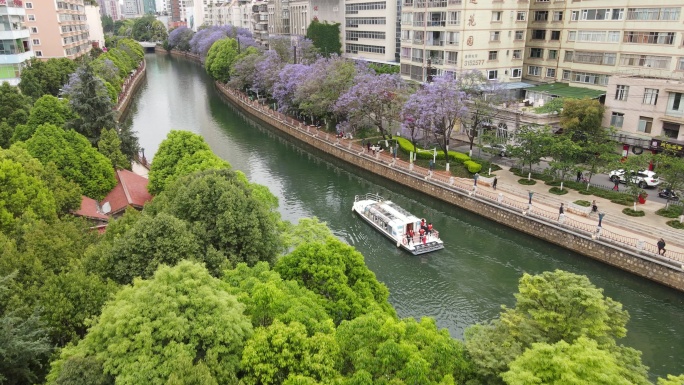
[
  {"xmin": 678, "ymin": 58, "xmax": 684, "ymax": 70},
  {"xmin": 516, "ymin": 11, "xmax": 526, "ymax": 21},
  {"xmin": 490, "ymin": 31, "xmax": 500, "ymax": 41},
  {"xmin": 27, "ymin": 14, "xmax": 35, "ymax": 21},
  {"xmin": 34, "ymin": 50, "xmax": 42, "ymax": 57},
  {"xmin": 548, "ymin": 50, "xmax": 558, "ymax": 60},
  {"xmin": 662, "ymin": 122, "xmax": 680, "ymax": 139},
  {"xmin": 638, "ymin": 117, "xmax": 653, "ymax": 133},
  {"xmin": 562, "ymin": 70, "xmax": 571, "ymax": 80},
  {"xmin": 567, "ymin": 31, "xmax": 576, "ymax": 41},
  {"xmin": 345, "ymin": 44, "xmax": 385, "ymax": 54},
  {"xmin": 512, "ymin": 49, "xmax": 522, "ymax": 59},
  {"xmin": 447, "ymin": 11, "xmax": 460, "ymax": 26},
  {"xmin": 514, "ymin": 30, "xmax": 524, "ymax": 40},
  {"xmin": 577, "ymin": 31, "xmax": 607, "ymax": 42},
  {"xmin": 564, "ymin": 51, "xmax": 573, "ymax": 61},
  {"xmin": 553, "ymin": 11, "xmax": 563, "ymax": 21},
  {"xmin": 610, "ymin": 112, "xmax": 624, "ymax": 128},
  {"xmin": 488, "ymin": 70, "xmax": 498, "ymax": 80},
  {"xmin": 607, "ymin": 31, "xmax": 621, "ymax": 42},
  {"xmin": 550, "ymin": 31, "xmax": 560, "ymax": 40},
  {"xmin": 532, "ymin": 29, "xmax": 546, "ymax": 40},
  {"xmin": 446, "ymin": 31, "xmax": 459, "ymax": 45},
  {"xmin": 546, "ymin": 68, "xmax": 556, "ymax": 78},
  {"xmin": 571, "ymin": 11, "xmax": 579, "ymax": 21},
  {"xmin": 31, "ymin": 39, "xmax": 40, "ymax": 45},
  {"xmin": 627, "ymin": 8, "xmax": 681, "ymax": 21},
  {"xmin": 615, "ymin": 85, "xmax": 629, "ymax": 100},
  {"xmin": 623, "ymin": 31, "xmax": 676, "ymax": 45},
  {"xmin": 29, "ymin": 27, "xmax": 37, "ymax": 33},
  {"xmin": 511, "ymin": 68, "xmax": 522, "ymax": 78},
  {"xmin": 620, "ymin": 54, "xmax": 671, "ymax": 69},
  {"xmin": 643, "ymin": 88, "xmax": 659, "ymax": 105},
  {"xmin": 488, "ymin": 51, "xmax": 498, "ymax": 60},
  {"xmin": 446, "ymin": 51, "xmax": 458, "ymax": 65},
  {"xmin": 580, "ymin": 8, "xmax": 624, "ymax": 21},
  {"xmin": 528, "ymin": 66, "xmax": 542, "ymax": 76},
  {"xmin": 535, "ymin": 11, "xmax": 548, "ymax": 21},
  {"xmin": 667, "ymin": 92, "xmax": 683, "ymax": 116},
  {"xmin": 25, "ymin": 2, "xmax": 32, "ymax": 8},
  {"xmin": 530, "ymin": 48, "xmax": 543, "ymax": 58},
  {"xmin": 492, "ymin": 11, "xmax": 503, "ymax": 22}
]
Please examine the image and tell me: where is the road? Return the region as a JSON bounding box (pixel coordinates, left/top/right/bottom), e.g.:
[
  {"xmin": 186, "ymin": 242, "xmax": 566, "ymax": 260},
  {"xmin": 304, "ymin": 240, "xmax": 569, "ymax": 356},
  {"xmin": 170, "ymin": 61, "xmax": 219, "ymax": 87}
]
[{"xmin": 454, "ymin": 144, "xmax": 677, "ymax": 206}]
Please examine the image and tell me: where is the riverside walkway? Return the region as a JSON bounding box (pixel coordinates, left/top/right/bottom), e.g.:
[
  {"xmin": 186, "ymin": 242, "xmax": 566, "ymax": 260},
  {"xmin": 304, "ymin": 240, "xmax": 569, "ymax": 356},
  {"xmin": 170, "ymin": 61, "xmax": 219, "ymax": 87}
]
[{"xmin": 219, "ymin": 85, "xmax": 684, "ymax": 271}]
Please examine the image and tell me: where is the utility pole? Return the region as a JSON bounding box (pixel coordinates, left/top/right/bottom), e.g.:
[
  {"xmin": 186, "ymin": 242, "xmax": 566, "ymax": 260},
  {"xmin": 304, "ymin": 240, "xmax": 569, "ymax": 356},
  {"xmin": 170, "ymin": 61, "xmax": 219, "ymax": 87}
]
[{"xmin": 293, "ymin": 45, "xmax": 297, "ymax": 64}]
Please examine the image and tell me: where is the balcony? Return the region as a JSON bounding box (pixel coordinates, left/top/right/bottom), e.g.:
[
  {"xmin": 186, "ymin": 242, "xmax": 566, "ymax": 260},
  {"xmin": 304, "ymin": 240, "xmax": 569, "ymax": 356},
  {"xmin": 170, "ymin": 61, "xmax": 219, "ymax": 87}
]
[
  {"xmin": 0, "ymin": 49, "xmax": 33, "ymax": 65},
  {"xmin": 426, "ymin": 20, "xmax": 445, "ymax": 27},
  {"xmin": 412, "ymin": 38, "xmax": 423, "ymax": 44},
  {"xmin": 411, "ymin": 56, "xmax": 423, "ymax": 63},
  {"xmin": 427, "ymin": 0, "xmax": 447, "ymax": 7},
  {"xmin": 0, "ymin": 27, "xmax": 28, "ymax": 40}
]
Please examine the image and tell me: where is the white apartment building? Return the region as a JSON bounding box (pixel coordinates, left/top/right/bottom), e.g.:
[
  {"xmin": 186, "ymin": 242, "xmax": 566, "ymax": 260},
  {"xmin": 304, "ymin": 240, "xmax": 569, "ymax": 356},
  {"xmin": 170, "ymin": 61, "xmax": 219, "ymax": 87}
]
[
  {"xmin": 344, "ymin": 0, "xmax": 397, "ymax": 62},
  {"xmin": 0, "ymin": 0, "xmax": 33, "ymax": 86},
  {"xmin": 85, "ymin": 3, "xmax": 105, "ymax": 48},
  {"xmin": 399, "ymin": 0, "xmax": 684, "ymax": 89},
  {"xmin": 603, "ymin": 75, "xmax": 684, "ymax": 155},
  {"xmin": 204, "ymin": 0, "xmax": 252, "ymax": 30}
]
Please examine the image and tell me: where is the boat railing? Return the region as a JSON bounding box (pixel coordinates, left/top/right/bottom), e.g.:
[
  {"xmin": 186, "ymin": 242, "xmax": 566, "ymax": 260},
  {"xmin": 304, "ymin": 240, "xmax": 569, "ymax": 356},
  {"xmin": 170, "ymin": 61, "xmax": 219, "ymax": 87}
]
[{"xmin": 355, "ymin": 193, "xmax": 384, "ymax": 203}]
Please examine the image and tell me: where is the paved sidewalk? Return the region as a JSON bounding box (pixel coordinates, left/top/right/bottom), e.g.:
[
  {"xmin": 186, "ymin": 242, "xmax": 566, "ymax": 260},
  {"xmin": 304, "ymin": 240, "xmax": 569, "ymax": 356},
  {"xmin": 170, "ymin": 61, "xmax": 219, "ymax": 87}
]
[{"xmin": 468, "ymin": 166, "xmax": 684, "ymax": 254}]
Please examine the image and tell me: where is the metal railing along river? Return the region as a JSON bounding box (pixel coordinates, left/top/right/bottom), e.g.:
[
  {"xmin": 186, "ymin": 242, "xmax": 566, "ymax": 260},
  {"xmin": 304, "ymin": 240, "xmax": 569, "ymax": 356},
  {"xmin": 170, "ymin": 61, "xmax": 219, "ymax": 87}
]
[{"xmin": 218, "ymin": 85, "xmax": 684, "ymax": 268}]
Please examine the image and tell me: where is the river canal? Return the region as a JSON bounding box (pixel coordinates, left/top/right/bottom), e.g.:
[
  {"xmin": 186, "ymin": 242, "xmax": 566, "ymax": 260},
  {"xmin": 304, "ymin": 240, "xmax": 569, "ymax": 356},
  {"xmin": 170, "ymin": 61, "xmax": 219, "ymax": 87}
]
[{"xmin": 124, "ymin": 53, "xmax": 683, "ymax": 379}]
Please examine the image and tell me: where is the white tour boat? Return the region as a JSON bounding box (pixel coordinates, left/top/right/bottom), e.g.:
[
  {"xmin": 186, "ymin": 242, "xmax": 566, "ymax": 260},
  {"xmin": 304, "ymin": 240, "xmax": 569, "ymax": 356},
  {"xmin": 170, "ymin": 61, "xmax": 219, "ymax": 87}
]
[{"xmin": 352, "ymin": 193, "xmax": 444, "ymax": 255}]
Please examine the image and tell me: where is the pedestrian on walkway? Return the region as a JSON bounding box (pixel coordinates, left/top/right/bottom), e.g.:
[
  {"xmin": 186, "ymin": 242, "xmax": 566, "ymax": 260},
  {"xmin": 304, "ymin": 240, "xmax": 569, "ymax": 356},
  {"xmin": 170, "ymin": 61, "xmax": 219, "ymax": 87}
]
[
  {"xmin": 429, "ymin": 159, "xmax": 434, "ymax": 171},
  {"xmin": 492, "ymin": 176, "xmax": 498, "ymax": 190},
  {"xmin": 613, "ymin": 179, "xmax": 619, "ymax": 191},
  {"xmin": 558, "ymin": 203, "xmax": 564, "ymax": 219},
  {"xmin": 474, "ymin": 172, "xmax": 479, "ymax": 186},
  {"xmin": 657, "ymin": 238, "xmax": 666, "ymax": 256},
  {"xmin": 576, "ymin": 171, "xmax": 582, "ymax": 182},
  {"xmin": 591, "ymin": 200, "xmax": 598, "ymax": 214}
]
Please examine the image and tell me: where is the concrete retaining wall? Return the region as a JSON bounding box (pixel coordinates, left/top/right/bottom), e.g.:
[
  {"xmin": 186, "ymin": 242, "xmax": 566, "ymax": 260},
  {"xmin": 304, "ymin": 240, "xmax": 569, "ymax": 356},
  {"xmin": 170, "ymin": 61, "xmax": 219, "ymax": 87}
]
[
  {"xmin": 115, "ymin": 60, "xmax": 147, "ymax": 122},
  {"xmin": 215, "ymin": 84, "xmax": 684, "ymax": 292}
]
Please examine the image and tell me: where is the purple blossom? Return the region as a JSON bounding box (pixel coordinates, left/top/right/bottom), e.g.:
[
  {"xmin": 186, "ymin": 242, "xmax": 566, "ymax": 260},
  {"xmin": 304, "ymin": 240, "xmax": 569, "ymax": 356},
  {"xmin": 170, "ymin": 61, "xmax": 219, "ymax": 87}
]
[
  {"xmin": 334, "ymin": 73, "xmax": 406, "ymax": 137},
  {"xmin": 167, "ymin": 27, "xmax": 194, "ymax": 51},
  {"xmin": 253, "ymin": 50, "xmax": 284, "ymax": 96},
  {"xmin": 272, "ymin": 63, "xmax": 310, "ymax": 113},
  {"xmin": 293, "ymin": 55, "xmax": 357, "ymax": 119}
]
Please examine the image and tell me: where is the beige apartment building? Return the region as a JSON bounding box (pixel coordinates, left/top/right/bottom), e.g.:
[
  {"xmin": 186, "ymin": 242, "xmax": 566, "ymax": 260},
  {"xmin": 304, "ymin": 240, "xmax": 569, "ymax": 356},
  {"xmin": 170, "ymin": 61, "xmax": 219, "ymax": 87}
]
[
  {"xmin": 399, "ymin": 0, "xmax": 684, "ymax": 89},
  {"xmin": 24, "ymin": 0, "xmax": 91, "ymax": 59},
  {"xmin": 603, "ymin": 75, "xmax": 684, "ymax": 156}
]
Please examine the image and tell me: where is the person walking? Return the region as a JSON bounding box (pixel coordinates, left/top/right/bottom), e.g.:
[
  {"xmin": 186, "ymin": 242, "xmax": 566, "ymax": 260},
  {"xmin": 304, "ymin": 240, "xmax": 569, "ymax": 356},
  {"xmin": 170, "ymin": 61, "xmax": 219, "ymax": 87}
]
[
  {"xmin": 492, "ymin": 176, "xmax": 498, "ymax": 191},
  {"xmin": 613, "ymin": 179, "xmax": 619, "ymax": 191},
  {"xmin": 474, "ymin": 172, "xmax": 480, "ymax": 187},
  {"xmin": 576, "ymin": 171, "xmax": 582, "ymax": 183},
  {"xmin": 657, "ymin": 238, "xmax": 666, "ymax": 256},
  {"xmin": 558, "ymin": 203, "xmax": 565, "ymax": 219}
]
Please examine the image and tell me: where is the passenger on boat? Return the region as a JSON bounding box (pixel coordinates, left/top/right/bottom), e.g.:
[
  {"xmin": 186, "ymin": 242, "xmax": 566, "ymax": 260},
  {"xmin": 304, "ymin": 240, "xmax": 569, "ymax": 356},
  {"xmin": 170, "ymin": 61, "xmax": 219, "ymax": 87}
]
[
  {"xmin": 405, "ymin": 232, "xmax": 412, "ymax": 246},
  {"xmin": 427, "ymin": 223, "xmax": 433, "ymax": 235}
]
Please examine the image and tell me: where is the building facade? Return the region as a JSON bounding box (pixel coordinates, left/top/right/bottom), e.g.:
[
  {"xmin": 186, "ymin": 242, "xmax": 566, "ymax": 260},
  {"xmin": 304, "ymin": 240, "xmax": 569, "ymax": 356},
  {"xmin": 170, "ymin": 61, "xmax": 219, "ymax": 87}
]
[
  {"xmin": 603, "ymin": 75, "xmax": 684, "ymax": 155},
  {"xmin": 25, "ymin": 0, "xmax": 91, "ymax": 60},
  {"xmin": 0, "ymin": 0, "xmax": 33, "ymax": 86},
  {"xmin": 344, "ymin": 0, "xmax": 397, "ymax": 62},
  {"xmin": 399, "ymin": 0, "xmax": 684, "ymax": 88},
  {"xmin": 98, "ymin": 0, "xmax": 120, "ymax": 20},
  {"xmin": 85, "ymin": 3, "xmax": 105, "ymax": 48}
]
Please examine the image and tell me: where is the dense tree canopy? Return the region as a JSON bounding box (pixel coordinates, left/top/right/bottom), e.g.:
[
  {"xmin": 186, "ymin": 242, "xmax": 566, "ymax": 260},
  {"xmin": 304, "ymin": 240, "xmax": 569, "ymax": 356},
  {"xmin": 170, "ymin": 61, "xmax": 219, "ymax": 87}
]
[
  {"xmin": 305, "ymin": 20, "xmax": 342, "ymax": 56},
  {"xmin": 47, "ymin": 262, "xmax": 254, "ymax": 385},
  {"xmin": 0, "ymin": 157, "xmax": 56, "ymax": 232},
  {"xmin": 0, "ymin": 83, "xmax": 32, "ymax": 141},
  {"xmin": 131, "ymin": 16, "xmax": 168, "ymax": 42},
  {"xmin": 205, "ymin": 38, "xmax": 241, "ymax": 83},
  {"xmin": 11, "ymin": 95, "xmax": 77, "ymax": 143},
  {"xmin": 25, "ymin": 124, "xmax": 117, "ymax": 200},
  {"xmin": 19, "ymin": 58, "xmax": 78, "ymax": 101}
]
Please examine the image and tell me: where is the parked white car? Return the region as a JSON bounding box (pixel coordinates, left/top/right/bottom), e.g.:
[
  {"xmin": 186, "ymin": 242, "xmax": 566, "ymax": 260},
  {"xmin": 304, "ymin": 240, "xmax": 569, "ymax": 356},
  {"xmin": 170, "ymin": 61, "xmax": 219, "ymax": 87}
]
[
  {"xmin": 608, "ymin": 169, "xmax": 660, "ymax": 188},
  {"xmin": 482, "ymin": 143, "xmax": 508, "ymax": 157}
]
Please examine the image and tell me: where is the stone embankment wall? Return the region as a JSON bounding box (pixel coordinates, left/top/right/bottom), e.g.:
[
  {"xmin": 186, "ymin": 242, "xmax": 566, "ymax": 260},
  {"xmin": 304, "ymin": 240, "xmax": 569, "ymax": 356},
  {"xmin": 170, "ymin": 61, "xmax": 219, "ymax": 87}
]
[
  {"xmin": 155, "ymin": 47, "xmax": 202, "ymax": 63},
  {"xmin": 115, "ymin": 60, "xmax": 147, "ymax": 121},
  {"xmin": 215, "ymin": 84, "xmax": 684, "ymax": 292}
]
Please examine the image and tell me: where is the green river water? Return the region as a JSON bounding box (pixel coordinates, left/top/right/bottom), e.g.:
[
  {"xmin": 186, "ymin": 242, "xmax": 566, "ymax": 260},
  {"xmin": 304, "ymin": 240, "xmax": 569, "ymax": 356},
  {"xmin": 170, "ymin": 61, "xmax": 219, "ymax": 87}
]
[{"xmin": 123, "ymin": 53, "xmax": 684, "ymax": 379}]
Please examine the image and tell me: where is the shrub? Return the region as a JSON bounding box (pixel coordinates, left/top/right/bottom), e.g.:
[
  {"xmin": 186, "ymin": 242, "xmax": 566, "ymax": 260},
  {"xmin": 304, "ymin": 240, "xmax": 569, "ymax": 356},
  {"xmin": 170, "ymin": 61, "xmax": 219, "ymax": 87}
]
[
  {"xmin": 656, "ymin": 205, "xmax": 684, "ymax": 218},
  {"xmin": 518, "ymin": 178, "xmax": 537, "ymax": 186},
  {"xmin": 549, "ymin": 187, "xmax": 569, "ymax": 195},
  {"xmin": 574, "ymin": 200, "xmax": 591, "ymax": 207},
  {"xmin": 452, "ymin": 152, "xmax": 471, "ymax": 163},
  {"xmin": 396, "ymin": 137, "xmax": 470, "ymax": 162},
  {"xmin": 464, "ymin": 160, "xmax": 482, "ymax": 173},
  {"xmin": 666, "ymin": 220, "xmax": 684, "ymax": 230},
  {"xmin": 622, "ymin": 208, "xmax": 645, "ymax": 217}
]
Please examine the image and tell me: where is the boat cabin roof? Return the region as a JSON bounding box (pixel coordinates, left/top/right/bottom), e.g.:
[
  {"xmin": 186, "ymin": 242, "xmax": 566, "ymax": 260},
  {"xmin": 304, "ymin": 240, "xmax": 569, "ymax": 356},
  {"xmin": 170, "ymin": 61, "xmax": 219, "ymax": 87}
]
[{"xmin": 368, "ymin": 200, "xmax": 420, "ymax": 227}]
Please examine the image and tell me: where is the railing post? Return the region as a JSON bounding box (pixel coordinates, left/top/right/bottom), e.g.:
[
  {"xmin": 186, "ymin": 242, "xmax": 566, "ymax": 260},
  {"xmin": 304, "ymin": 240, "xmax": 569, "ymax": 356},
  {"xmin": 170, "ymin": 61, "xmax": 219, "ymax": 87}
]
[{"xmin": 637, "ymin": 240, "xmax": 645, "ymax": 251}]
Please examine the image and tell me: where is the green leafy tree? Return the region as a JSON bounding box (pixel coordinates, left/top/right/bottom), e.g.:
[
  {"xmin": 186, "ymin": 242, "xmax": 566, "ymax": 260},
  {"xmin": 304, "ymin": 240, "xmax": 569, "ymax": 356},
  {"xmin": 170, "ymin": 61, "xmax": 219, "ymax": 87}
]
[
  {"xmin": 148, "ymin": 130, "xmax": 228, "ymax": 195},
  {"xmin": 0, "ymin": 82, "xmax": 32, "ymax": 135},
  {"xmin": 97, "ymin": 128, "xmax": 130, "ymax": 169},
  {"xmin": 223, "ymin": 262, "xmax": 334, "ymax": 335},
  {"xmin": 228, "ymin": 48, "xmax": 262, "ymax": 91},
  {"xmin": 131, "ymin": 16, "xmax": 165, "ymax": 41},
  {"xmin": 54, "ymin": 356, "xmax": 113, "ymax": 385},
  {"xmin": 241, "ymin": 320, "xmax": 341, "ymax": 385},
  {"xmin": 502, "ymin": 337, "xmax": 647, "ymax": 385},
  {"xmin": 560, "ymin": 98, "xmax": 606, "ymax": 144},
  {"xmin": 305, "ymin": 20, "xmax": 342, "ymax": 56},
  {"xmin": 0, "ymin": 274, "xmax": 53, "ymax": 385},
  {"xmin": 280, "ymin": 217, "xmax": 334, "ymax": 251},
  {"xmin": 465, "ymin": 270, "xmax": 639, "ymax": 385},
  {"xmin": 147, "ymin": 169, "xmax": 283, "ymax": 266},
  {"xmin": 295, "ymin": 56, "xmax": 357, "ymax": 122},
  {"xmin": 19, "ymin": 58, "xmax": 78, "ymax": 101},
  {"xmin": 25, "ymin": 124, "xmax": 117, "ymax": 200},
  {"xmin": 37, "ymin": 268, "xmax": 117, "ymax": 346},
  {"xmin": 275, "ymin": 238, "xmax": 394, "ymax": 325},
  {"xmin": 101, "ymin": 15, "xmax": 114, "ymax": 33},
  {"xmin": 205, "ymin": 38, "xmax": 240, "ymax": 83},
  {"xmin": 63, "ymin": 63, "xmax": 117, "ymax": 145},
  {"xmin": 86, "ymin": 212, "xmax": 206, "ymax": 284},
  {"xmin": 658, "ymin": 374, "xmax": 684, "ymax": 385},
  {"xmin": 336, "ymin": 312, "xmax": 471, "ymax": 385},
  {"xmin": 654, "ymin": 152, "xmax": 684, "ymax": 206},
  {"xmin": 547, "ymin": 135, "xmax": 583, "ymax": 189},
  {"xmin": 11, "ymin": 95, "xmax": 77, "ymax": 143},
  {"xmin": 46, "ymin": 261, "xmax": 253, "ymax": 385},
  {"xmin": 0, "ymin": 157, "xmax": 56, "ymax": 232},
  {"xmin": 116, "ymin": 38, "xmax": 144, "ymax": 65},
  {"xmin": 508, "ymin": 125, "xmax": 554, "ymax": 175}
]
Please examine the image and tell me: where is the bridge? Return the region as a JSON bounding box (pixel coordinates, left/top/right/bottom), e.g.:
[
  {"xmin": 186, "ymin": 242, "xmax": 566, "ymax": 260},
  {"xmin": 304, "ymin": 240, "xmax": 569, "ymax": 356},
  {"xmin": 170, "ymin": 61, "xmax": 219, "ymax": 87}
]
[{"xmin": 139, "ymin": 41, "xmax": 158, "ymax": 52}]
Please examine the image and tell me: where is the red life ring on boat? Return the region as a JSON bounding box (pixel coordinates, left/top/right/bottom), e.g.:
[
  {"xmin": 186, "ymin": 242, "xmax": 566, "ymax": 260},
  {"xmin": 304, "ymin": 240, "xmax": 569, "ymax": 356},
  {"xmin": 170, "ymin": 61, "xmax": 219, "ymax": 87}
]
[{"xmin": 402, "ymin": 237, "xmax": 408, "ymax": 245}]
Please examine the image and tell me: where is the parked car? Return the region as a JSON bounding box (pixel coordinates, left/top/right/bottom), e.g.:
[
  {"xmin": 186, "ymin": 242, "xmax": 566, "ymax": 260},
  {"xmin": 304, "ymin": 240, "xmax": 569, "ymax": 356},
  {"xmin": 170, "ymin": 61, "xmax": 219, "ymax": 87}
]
[
  {"xmin": 658, "ymin": 188, "xmax": 679, "ymax": 201},
  {"xmin": 608, "ymin": 169, "xmax": 660, "ymax": 188},
  {"xmin": 482, "ymin": 143, "xmax": 508, "ymax": 157}
]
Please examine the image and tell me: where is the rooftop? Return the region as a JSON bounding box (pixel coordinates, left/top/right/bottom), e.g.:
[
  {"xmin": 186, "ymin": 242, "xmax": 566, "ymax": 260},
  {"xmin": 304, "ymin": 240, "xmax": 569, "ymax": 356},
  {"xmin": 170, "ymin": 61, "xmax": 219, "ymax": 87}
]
[{"xmin": 525, "ymin": 83, "xmax": 605, "ymax": 99}]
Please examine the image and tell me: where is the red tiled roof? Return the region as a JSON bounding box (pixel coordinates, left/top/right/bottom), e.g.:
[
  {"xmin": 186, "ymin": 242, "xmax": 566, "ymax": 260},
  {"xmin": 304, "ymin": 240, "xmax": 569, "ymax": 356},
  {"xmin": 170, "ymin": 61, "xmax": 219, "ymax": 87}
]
[
  {"xmin": 73, "ymin": 196, "xmax": 109, "ymax": 221},
  {"xmin": 101, "ymin": 169, "xmax": 153, "ymax": 215}
]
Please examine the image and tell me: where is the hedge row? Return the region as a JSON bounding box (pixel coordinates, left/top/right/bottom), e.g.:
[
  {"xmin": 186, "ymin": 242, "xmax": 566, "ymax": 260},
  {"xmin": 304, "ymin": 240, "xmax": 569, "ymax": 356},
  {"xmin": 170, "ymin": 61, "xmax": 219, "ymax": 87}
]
[{"xmin": 396, "ymin": 137, "xmax": 479, "ymax": 171}]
